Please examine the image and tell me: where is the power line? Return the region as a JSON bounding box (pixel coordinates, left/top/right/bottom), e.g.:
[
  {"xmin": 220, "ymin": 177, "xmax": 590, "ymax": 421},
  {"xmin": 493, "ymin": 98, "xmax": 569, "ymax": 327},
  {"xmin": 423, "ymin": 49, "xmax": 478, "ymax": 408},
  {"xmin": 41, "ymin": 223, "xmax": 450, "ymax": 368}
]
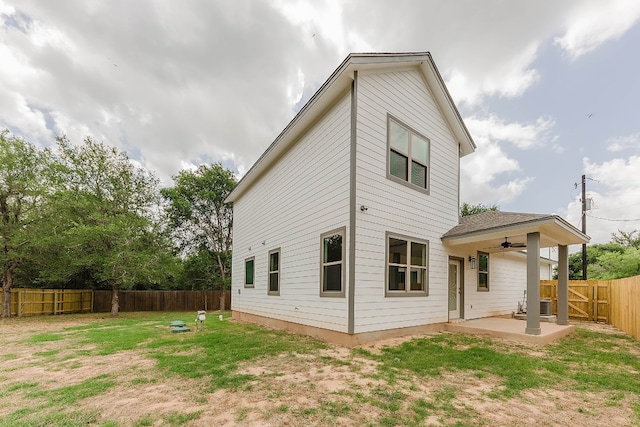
[{"xmin": 587, "ymin": 214, "xmax": 640, "ymax": 222}]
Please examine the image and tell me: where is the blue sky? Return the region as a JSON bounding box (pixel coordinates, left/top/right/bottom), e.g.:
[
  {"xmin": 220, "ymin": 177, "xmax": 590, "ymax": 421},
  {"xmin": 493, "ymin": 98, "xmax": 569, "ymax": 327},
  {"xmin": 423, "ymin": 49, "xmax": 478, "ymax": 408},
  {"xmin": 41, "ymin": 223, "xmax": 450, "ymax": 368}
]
[
  {"xmin": 1, "ymin": 0, "xmax": 639, "ymax": 245},
  {"xmin": 471, "ymin": 19, "xmax": 640, "ymax": 242}
]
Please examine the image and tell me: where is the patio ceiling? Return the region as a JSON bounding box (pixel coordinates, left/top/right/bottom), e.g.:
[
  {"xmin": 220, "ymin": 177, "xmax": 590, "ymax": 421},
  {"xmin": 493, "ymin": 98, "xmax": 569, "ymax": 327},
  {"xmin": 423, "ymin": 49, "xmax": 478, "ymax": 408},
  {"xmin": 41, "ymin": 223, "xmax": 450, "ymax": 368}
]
[{"xmin": 441, "ymin": 211, "xmax": 590, "ymax": 254}]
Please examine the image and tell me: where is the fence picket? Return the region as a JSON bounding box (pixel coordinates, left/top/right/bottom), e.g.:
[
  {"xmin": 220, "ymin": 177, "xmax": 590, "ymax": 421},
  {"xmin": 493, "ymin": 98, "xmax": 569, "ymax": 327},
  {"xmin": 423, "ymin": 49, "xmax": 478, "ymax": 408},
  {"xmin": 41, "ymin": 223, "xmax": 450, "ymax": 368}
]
[
  {"xmin": 541, "ymin": 276, "xmax": 639, "ymax": 340},
  {"xmin": 1, "ymin": 289, "xmax": 230, "ymax": 317}
]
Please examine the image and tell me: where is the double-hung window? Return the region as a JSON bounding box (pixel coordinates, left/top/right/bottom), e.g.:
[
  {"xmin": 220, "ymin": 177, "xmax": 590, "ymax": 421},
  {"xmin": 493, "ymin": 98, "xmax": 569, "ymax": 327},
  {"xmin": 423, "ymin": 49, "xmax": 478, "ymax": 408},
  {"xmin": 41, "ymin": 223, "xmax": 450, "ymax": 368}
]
[
  {"xmin": 244, "ymin": 257, "xmax": 255, "ymax": 288},
  {"xmin": 268, "ymin": 248, "xmax": 280, "ymax": 296},
  {"xmin": 388, "ymin": 115, "xmax": 430, "ymax": 192},
  {"xmin": 386, "ymin": 233, "xmax": 429, "ymax": 296},
  {"xmin": 320, "ymin": 228, "xmax": 345, "ymax": 297},
  {"xmin": 477, "ymin": 252, "xmax": 489, "ymax": 291}
]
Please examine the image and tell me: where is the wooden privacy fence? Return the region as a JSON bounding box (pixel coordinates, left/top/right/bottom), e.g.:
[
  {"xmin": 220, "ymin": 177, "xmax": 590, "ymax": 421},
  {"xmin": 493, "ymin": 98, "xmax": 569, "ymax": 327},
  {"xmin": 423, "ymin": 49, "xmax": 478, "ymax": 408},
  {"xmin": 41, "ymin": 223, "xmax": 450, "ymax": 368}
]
[
  {"xmin": 540, "ymin": 280, "xmax": 610, "ymax": 323},
  {"xmin": 1, "ymin": 289, "xmax": 230, "ymax": 316},
  {"xmin": 0, "ymin": 289, "xmax": 93, "ymax": 317},
  {"xmin": 93, "ymin": 290, "xmax": 230, "ymax": 313},
  {"xmin": 541, "ymin": 275, "xmax": 640, "ymax": 341}
]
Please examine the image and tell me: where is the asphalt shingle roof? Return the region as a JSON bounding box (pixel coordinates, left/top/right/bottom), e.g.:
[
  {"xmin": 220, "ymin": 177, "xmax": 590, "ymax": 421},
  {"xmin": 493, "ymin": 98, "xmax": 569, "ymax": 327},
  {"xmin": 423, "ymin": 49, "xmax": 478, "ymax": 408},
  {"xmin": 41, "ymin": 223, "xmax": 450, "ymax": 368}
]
[{"xmin": 442, "ymin": 211, "xmax": 553, "ymax": 239}]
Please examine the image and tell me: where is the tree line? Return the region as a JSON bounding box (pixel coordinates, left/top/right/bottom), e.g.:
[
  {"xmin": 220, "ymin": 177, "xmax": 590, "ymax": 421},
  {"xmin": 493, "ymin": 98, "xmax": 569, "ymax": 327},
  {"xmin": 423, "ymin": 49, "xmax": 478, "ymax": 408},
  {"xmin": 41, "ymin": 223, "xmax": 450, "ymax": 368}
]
[
  {"xmin": 1, "ymin": 130, "xmax": 235, "ymax": 317},
  {"xmin": 566, "ymin": 230, "xmax": 640, "ymax": 280},
  {"xmin": 3, "ymin": 132, "xmax": 638, "ymax": 317}
]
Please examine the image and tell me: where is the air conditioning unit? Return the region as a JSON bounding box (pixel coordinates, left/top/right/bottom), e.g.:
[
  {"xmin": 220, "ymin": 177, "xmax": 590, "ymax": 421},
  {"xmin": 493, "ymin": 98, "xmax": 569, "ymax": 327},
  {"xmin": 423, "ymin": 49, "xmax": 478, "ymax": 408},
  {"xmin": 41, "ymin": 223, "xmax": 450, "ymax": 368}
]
[{"xmin": 540, "ymin": 299, "xmax": 552, "ymax": 316}]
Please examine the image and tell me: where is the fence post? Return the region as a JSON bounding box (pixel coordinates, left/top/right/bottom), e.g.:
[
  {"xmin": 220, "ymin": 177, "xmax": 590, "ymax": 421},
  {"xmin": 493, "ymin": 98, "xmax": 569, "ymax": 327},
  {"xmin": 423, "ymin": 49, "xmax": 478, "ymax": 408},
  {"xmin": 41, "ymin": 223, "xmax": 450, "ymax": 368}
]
[
  {"xmin": 607, "ymin": 281, "xmax": 612, "ymax": 325},
  {"xmin": 17, "ymin": 289, "xmax": 23, "ymax": 317},
  {"xmin": 587, "ymin": 285, "xmax": 595, "ymax": 321}
]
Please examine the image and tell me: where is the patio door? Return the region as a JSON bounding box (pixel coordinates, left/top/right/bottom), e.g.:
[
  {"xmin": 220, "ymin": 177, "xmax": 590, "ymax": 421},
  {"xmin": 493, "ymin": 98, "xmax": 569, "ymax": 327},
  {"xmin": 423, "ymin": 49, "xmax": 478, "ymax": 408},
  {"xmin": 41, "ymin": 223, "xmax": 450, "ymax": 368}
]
[{"xmin": 448, "ymin": 259, "xmax": 461, "ymax": 320}]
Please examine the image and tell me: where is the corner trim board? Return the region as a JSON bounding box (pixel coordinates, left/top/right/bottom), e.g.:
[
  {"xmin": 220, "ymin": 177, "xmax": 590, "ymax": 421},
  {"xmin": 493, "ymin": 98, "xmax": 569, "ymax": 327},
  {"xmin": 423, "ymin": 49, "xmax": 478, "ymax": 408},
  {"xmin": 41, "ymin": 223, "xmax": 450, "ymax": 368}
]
[{"xmin": 348, "ymin": 71, "xmax": 358, "ymax": 335}]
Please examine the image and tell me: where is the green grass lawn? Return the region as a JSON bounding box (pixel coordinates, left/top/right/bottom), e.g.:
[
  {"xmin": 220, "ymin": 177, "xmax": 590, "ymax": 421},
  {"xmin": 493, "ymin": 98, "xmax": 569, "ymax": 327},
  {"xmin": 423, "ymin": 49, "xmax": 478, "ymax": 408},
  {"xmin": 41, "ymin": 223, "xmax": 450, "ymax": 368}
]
[{"xmin": 0, "ymin": 312, "xmax": 638, "ymax": 426}]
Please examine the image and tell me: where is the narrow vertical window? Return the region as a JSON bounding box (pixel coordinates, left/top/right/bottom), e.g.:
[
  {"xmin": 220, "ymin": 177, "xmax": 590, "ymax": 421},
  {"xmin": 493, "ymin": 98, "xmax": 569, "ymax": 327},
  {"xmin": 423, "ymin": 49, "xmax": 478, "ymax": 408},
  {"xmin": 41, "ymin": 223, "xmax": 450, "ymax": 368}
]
[
  {"xmin": 477, "ymin": 252, "xmax": 489, "ymax": 291},
  {"xmin": 244, "ymin": 257, "xmax": 255, "ymax": 288},
  {"xmin": 389, "ymin": 120, "xmax": 409, "ymax": 181},
  {"xmin": 320, "ymin": 228, "xmax": 345, "ymax": 297},
  {"xmin": 268, "ymin": 249, "xmax": 280, "ymax": 296}
]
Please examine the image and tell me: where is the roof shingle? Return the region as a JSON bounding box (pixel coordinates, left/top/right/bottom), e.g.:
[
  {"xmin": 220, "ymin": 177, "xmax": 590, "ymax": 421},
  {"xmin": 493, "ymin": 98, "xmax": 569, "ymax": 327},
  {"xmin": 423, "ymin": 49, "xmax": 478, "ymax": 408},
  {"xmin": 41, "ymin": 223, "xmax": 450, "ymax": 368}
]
[{"xmin": 442, "ymin": 211, "xmax": 553, "ymax": 239}]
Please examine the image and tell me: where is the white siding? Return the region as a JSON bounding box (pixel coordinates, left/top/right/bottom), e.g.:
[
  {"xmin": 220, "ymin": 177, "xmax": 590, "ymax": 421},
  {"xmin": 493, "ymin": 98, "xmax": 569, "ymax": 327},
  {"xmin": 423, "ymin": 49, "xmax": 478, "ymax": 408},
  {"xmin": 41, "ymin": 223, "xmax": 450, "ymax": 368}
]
[
  {"xmin": 353, "ymin": 69, "xmax": 461, "ymax": 333},
  {"xmin": 540, "ymin": 260, "xmax": 554, "ymax": 280},
  {"xmin": 231, "ymin": 93, "xmax": 352, "ymax": 332},
  {"xmin": 460, "ymin": 252, "xmax": 526, "ymax": 319}
]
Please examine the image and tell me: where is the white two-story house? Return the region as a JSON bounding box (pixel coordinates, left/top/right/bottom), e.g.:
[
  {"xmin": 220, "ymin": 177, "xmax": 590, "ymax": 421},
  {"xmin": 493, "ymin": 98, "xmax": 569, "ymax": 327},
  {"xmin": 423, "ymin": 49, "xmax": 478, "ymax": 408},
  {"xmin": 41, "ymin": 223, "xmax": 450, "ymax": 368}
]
[{"xmin": 226, "ymin": 52, "xmax": 588, "ymax": 346}]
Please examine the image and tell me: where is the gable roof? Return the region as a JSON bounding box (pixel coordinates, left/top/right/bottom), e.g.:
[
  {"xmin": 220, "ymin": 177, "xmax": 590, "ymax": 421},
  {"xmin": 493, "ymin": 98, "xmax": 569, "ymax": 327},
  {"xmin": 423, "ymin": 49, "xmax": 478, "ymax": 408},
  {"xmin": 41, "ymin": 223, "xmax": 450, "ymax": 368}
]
[
  {"xmin": 226, "ymin": 52, "xmax": 476, "ymax": 203},
  {"xmin": 442, "ymin": 211, "xmax": 590, "ymax": 251}
]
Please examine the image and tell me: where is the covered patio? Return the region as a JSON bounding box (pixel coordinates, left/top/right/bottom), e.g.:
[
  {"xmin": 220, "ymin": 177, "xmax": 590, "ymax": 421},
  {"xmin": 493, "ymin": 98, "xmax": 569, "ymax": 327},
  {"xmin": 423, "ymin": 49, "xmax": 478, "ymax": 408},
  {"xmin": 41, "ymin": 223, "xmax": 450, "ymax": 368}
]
[
  {"xmin": 442, "ymin": 211, "xmax": 590, "ymax": 337},
  {"xmin": 445, "ymin": 317, "xmax": 575, "ymax": 345}
]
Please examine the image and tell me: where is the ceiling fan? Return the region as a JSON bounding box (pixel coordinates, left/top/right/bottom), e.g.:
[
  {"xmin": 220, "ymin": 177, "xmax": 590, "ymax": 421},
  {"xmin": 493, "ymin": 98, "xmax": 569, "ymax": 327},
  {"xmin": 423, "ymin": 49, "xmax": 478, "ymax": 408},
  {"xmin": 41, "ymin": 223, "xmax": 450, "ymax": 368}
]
[{"xmin": 495, "ymin": 237, "xmax": 527, "ymax": 249}]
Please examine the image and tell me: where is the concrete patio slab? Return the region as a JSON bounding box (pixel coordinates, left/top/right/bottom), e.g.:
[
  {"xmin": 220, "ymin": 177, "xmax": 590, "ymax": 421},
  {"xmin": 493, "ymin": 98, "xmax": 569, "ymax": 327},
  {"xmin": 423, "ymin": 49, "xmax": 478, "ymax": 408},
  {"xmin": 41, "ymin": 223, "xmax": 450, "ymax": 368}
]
[{"xmin": 445, "ymin": 317, "xmax": 575, "ymax": 345}]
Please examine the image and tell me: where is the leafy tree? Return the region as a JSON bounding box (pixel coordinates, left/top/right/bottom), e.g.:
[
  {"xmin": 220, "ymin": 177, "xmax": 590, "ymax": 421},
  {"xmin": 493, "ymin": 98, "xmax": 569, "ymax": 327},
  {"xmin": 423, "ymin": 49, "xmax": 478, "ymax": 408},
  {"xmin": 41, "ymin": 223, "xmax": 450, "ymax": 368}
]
[
  {"xmin": 35, "ymin": 136, "xmax": 173, "ymax": 316},
  {"xmin": 0, "ymin": 131, "xmax": 57, "ymax": 317},
  {"xmin": 589, "ymin": 247, "xmax": 640, "ymax": 279},
  {"xmin": 565, "ymin": 242, "xmax": 639, "ymax": 280},
  {"xmin": 179, "ymin": 247, "xmax": 227, "ymax": 290},
  {"xmin": 460, "ymin": 202, "xmax": 499, "ymax": 217},
  {"xmin": 161, "ymin": 164, "xmax": 236, "ymax": 310},
  {"xmin": 610, "ymin": 229, "xmax": 640, "ymax": 249}
]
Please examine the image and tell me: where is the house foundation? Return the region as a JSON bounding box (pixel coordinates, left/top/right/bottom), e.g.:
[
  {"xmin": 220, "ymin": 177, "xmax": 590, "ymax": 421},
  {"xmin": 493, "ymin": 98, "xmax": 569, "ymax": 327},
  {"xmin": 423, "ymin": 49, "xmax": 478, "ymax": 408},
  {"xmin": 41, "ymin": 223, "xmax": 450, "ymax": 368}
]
[{"xmin": 232, "ymin": 311, "xmax": 574, "ymax": 347}]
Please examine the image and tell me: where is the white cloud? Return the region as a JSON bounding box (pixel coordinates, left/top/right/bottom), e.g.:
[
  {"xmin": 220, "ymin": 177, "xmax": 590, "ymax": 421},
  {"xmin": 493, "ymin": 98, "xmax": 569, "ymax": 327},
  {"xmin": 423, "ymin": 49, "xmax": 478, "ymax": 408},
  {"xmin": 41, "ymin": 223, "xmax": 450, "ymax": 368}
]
[
  {"xmin": 562, "ymin": 156, "xmax": 640, "ymax": 244},
  {"xmin": 459, "ymin": 113, "xmax": 558, "ymax": 207},
  {"xmin": 465, "ymin": 114, "xmax": 556, "ymax": 150},
  {"xmin": 554, "ymin": 0, "xmax": 640, "ymax": 60},
  {"xmin": 607, "ymin": 132, "xmax": 640, "ymax": 152},
  {"xmin": 1, "ymin": 0, "xmax": 639, "ymax": 204},
  {"xmin": 445, "ymin": 43, "xmax": 541, "ymax": 107},
  {"xmin": 0, "ymin": 0, "xmax": 14, "ymax": 15}
]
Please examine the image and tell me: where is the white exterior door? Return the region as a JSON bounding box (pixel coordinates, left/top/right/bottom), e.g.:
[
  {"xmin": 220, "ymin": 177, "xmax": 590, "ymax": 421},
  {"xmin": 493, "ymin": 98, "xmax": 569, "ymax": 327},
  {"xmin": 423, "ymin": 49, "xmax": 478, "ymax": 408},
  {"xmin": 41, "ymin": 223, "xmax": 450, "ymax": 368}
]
[{"xmin": 448, "ymin": 259, "xmax": 461, "ymax": 320}]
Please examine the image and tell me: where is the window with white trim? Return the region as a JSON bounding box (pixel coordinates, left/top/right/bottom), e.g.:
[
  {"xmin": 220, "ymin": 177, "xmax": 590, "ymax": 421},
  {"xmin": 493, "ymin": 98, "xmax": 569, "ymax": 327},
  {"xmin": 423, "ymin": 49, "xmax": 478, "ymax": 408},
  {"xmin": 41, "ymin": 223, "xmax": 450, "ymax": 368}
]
[
  {"xmin": 386, "ymin": 233, "xmax": 429, "ymax": 296},
  {"xmin": 388, "ymin": 115, "xmax": 430, "ymax": 192},
  {"xmin": 320, "ymin": 228, "xmax": 345, "ymax": 297},
  {"xmin": 244, "ymin": 257, "xmax": 255, "ymax": 288},
  {"xmin": 477, "ymin": 252, "xmax": 489, "ymax": 291},
  {"xmin": 268, "ymin": 248, "xmax": 280, "ymax": 296}
]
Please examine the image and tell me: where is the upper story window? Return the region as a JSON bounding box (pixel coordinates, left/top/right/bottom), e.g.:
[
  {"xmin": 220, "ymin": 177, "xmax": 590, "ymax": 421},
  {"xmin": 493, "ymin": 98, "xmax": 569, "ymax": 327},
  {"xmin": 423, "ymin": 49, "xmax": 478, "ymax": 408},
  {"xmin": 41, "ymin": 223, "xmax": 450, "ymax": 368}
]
[
  {"xmin": 387, "ymin": 115, "xmax": 430, "ymax": 193},
  {"xmin": 477, "ymin": 252, "xmax": 489, "ymax": 291},
  {"xmin": 320, "ymin": 227, "xmax": 345, "ymax": 297}
]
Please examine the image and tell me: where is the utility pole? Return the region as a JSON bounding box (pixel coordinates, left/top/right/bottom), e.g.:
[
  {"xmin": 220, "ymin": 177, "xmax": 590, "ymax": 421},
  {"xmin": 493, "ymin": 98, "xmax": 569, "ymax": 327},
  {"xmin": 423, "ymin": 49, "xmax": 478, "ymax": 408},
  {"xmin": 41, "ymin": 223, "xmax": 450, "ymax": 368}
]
[{"xmin": 581, "ymin": 174, "xmax": 587, "ymax": 280}]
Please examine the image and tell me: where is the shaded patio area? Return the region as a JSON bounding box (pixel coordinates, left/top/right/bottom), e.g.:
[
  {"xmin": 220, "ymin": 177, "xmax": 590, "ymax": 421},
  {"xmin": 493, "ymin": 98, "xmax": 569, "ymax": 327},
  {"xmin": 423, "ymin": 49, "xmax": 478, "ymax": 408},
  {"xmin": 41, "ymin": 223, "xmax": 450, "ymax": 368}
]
[
  {"xmin": 445, "ymin": 317, "xmax": 575, "ymax": 345},
  {"xmin": 442, "ymin": 211, "xmax": 590, "ymax": 337}
]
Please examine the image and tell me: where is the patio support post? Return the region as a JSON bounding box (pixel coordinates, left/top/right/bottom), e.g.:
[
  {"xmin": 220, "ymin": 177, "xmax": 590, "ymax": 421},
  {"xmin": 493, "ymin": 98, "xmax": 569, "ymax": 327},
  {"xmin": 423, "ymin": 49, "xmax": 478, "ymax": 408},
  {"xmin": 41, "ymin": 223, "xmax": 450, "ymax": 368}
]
[
  {"xmin": 526, "ymin": 232, "xmax": 541, "ymax": 335},
  {"xmin": 557, "ymin": 244, "xmax": 569, "ymax": 325}
]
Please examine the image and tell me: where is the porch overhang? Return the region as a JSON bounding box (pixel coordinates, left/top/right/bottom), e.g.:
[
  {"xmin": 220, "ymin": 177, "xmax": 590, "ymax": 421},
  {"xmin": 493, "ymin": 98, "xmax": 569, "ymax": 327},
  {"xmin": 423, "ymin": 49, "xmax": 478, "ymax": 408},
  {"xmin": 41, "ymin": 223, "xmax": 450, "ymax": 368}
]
[
  {"xmin": 441, "ymin": 211, "xmax": 589, "ymax": 252},
  {"xmin": 442, "ymin": 211, "xmax": 589, "ymax": 337}
]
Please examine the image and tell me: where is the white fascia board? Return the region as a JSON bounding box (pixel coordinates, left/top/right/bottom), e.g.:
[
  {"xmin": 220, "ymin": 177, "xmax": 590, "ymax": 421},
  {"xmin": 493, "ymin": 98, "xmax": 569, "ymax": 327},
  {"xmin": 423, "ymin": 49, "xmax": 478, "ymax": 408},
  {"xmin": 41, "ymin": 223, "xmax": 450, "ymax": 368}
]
[
  {"xmin": 227, "ymin": 52, "xmax": 476, "ymax": 202},
  {"xmin": 226, "ymin": 57, "xmax": 355, "ymax": 203},
  {"xmin": 443, "ymin": 216, "xmax": 590, "ymax": 247},
  {"xmin": 419, "ymin": 59, "xmax": 476, "ymax": 157}
]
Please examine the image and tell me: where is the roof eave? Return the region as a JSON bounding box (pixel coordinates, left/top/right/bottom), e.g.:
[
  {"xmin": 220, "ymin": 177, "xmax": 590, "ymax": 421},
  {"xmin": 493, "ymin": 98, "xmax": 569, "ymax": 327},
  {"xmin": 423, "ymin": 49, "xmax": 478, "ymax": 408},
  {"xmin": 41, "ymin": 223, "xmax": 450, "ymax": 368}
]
[
  {"xmin": 442, "ymin": 215, "xmax": 590, "ymax": 247},
  {"xmin": 418, "ymin": 58, "xmax": 476, "ymax": 157},
  {"xmin": 226, "ymin": 52, "xmax": 476, "ymax": 203}
]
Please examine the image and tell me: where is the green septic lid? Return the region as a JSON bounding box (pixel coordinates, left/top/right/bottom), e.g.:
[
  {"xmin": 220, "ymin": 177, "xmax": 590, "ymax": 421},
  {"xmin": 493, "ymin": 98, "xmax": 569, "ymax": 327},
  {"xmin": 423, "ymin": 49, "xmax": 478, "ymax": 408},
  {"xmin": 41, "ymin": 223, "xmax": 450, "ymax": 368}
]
[
  {"xmin": 171, "ymin": 326, "xmax": 191, "ymax": 333},
  {"xmin": 169, "ymin": 321, "xmax": 186, "ymax": 327}
]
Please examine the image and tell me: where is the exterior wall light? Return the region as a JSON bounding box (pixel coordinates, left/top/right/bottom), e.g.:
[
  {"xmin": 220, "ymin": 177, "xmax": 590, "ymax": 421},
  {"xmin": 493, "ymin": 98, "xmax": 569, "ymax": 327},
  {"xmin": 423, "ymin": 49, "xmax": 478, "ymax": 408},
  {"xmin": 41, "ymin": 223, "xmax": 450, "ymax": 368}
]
[{"xmin": 469, "ymin": 256, "xmax": 476, "ymax": 269}]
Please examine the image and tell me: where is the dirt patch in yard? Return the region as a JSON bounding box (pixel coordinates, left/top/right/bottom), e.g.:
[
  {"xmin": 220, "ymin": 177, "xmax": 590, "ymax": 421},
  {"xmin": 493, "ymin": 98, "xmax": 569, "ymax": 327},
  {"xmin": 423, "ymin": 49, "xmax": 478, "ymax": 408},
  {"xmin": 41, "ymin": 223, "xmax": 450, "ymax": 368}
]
[{"xmin": 0, "ymin": 316, "xmax": 638, "ymax": 426}]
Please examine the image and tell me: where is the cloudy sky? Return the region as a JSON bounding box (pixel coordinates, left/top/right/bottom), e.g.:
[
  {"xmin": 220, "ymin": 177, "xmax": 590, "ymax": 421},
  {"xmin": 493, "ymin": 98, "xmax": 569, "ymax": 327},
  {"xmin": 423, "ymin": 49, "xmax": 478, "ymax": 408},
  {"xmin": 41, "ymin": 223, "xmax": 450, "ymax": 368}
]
[{"xmin": 1, "ymin": 0, "xmax": 639, "ymax": 245}]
